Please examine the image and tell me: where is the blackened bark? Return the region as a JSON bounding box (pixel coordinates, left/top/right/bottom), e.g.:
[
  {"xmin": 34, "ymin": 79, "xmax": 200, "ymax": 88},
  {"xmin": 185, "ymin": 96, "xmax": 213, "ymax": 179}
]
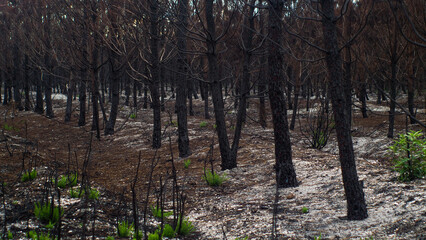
[
  {"xmin": 13, "ymin": 46, "xmax": 23, "ymax": 111},
  {"xmin": 133, "ymin": 80, "xmax": 138, "ymax": 112},
  {"xmin": 44, "ymin": 59, "xmax": 54, "ymax": 118},
  {"xmin": 34, "ymin": 69, "xmax": 44, "ymax": 114},
  {"xmin": 321, "ymin": 0, "xmax": 367, "ymax": 220},
  {"xmin": 65, "ymin": 76, "xmax": 75, "ymax": 123},
  {"xmin": 200, "ymin": 57, "xmax": 210, "ymax": 119},
  {"xmin": 206, "ymin": 0, "xmax": 234, "ymax": 169},
  {"xmin": 160, "ymin": 65, "xmax": 165, "ymax": 112},
  {"xmin": 343, "ymin": 1, "xmax": 353, "ymax": 126},
  {"xmin": 387, "ymin": 58, "xmax": 397, "ymax": 138},
  {"xmin": 79, "ymin": 74, "xmax": 87, "ymax": 126},
  {"xmin": 24, "ymin": 55, "xmax": 30, "ymax": 111},
  {"xmin": 287, "ymin": 66, "xmax": 293, "ymax": 110},
  {"xmin": 150, "ymin": 0, "xmax": 162, "ymax": 149},
  {"xmin": 360, "ymin": 78, "xmax": 368, "ymax": 118},
  {"xmin": 267, "ymin": 0, "xmax": 298, "ymax": 188},
  {"xmin": 258, "ymin": 4, "xmax": 267, "ymax": 129},
  {"xmin": 125, "ymin": 74, "xmax": 130, "ymax": 106},
  {"xmin": 188, "ymin": 78, "xmax": 194, "ymax": 116},
  {"xmin": 176, "ymin": 0, "xmax": 191, "ymax": 157},
  {"xmin": 104, "ymin": 61, "xmax": 120, "ymax": 135},
  {"xmin": 407, "ymin": 74, "xmax": 415, "ymax": 124},
  {"xmin": 143, "ymin": 84, "xmax": 148, "ymax": 109}
]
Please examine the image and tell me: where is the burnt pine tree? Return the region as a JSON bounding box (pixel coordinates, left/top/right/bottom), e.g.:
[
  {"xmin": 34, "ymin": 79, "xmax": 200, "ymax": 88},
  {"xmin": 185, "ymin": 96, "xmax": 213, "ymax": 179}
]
[
  {"xmin": 175, "ymin": 0, "xmax": 191, "ymax": 157},
  {"xmin": 204, "ymin": 0, "xmax": 253, "ymax": 170},
  {"xmin": 320, "ymin": 0, "xmax": 367, "ymax": 220},
  {"xmin": 267, "ymin": 0, "xmax": 298, "ymax": 188},
  {"xmin": 149, "ymin": 0, "xmax": 162, "ymax": 149}
]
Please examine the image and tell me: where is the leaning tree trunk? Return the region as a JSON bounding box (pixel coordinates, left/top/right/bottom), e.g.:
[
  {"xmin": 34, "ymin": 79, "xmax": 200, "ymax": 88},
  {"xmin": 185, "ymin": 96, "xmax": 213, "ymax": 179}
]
[
  {"xmin": 267, "ymin": 0, "xmax": 298, "ymax": 188},
  {"xmin": 175, "ymin": 0, "xmax": 191, "ymax": 157},
  {"xmin": 320, "ymin": 0, "xmax": 367, "ymax": 220}
]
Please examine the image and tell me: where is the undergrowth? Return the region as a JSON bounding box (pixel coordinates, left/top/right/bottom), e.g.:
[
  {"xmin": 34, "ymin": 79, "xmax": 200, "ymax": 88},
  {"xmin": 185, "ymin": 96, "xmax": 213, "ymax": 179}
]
[{"xmin": 202, "ymin": 168, "xmax": 227, "ymax": 186}]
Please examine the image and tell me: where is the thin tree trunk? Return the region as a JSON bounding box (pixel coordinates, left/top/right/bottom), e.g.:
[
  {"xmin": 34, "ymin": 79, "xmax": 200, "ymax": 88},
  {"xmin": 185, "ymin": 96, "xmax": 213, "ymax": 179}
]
[
  {"xmin": 24, "ymin": 55, "xmax": 31, "ymax": 111},
  {"xmin": 150, "ymin": 0, "xmax": 162, "ymax": 149},
  {"xmin": 13, "ymin": 46, "xmax": 23, "ymax": 111},
  {"xmin": 65, "ymin": 72, "xmax": 75, "ymax": 123},
  {"xmin": 79, "ymin": 75, "xmax": 87, "ymax": 126},
  {"xmin": 34, "ymin": 69, "xmax": 44, "ymax": 114}
]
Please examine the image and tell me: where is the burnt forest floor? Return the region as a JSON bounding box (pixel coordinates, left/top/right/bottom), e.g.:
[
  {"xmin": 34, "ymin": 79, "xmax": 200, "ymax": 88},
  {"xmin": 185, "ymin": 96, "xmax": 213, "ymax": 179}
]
[{"xmin": 0, "ymin": 93, "xmax": 425, "ymax": 240}]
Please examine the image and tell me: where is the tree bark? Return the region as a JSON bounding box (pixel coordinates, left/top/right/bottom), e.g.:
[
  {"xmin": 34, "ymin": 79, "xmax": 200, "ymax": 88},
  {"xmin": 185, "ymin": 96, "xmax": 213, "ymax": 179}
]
[
  {"xmin": 150, "ymin": 0, "xmax": 162, "ymax": 149},
  {"xmin": 34, "ymin": 69, "xmax": 44, "ymax": 114},
  {"xmin": 320, "ymin": 0, "xmax": 367, "ymax": 220},
  {"xmin": 65, "ymin": 71, "xmax": 75, "ymax": 123},
  {"xmin": 267, "ymin": 0, "xmax": 298, "ymax": 188},
  {"xmin": 176, "ymin": 0, "xmax": 191, "ymax": 157}
]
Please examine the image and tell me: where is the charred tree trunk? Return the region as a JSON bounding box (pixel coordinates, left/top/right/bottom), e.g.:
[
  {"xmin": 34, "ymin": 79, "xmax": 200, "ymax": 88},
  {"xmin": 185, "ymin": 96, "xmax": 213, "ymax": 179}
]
[
  {"xmin": 34, "ymin": 69, "xmax": 44, "ymax": 114},
  {"xmin": 79, "ymin": 74, "xmax": 87, "ymax": 126},
  {"xmin": 387, "ymin": 57, "xmax": 397, "ymax": 138},
  {"xmin": 267, "ymin": 0, "xmax": 298, "ymax": 188},
  {"xmin": 205, "ymin": 0, "xmax": 233, "ymax": 169},
  {"xmin": 104, "ymin": 58, "xmax": 120, "ymax": 136},
  {"xmin": 320, "ymin": 0, "xmax": 367, "ymax": 220},
  {"xmin": 150, "ymin": 0, "xmax": 162, "ymax": 149},
  {"xmin": 65, "ymin": 71, "xmax": 75, "ymax": 123},
  {"xmin": 24, "ymin": 55, "xmax": 31, "ymax": 111},
  {"xmin": 44, "ymin": 56, "xmax": 54, "ymax": 119},
  {"xmin": 176, "ymin": 0, "xmax": 191, "ymax": 157},
  {"xmin": 407, "ymin": 72, "xmax": 415, "ymax": 124},
  {"xmin": 13, "ymin": 46, "xmax": 23, "ymax": 111}
]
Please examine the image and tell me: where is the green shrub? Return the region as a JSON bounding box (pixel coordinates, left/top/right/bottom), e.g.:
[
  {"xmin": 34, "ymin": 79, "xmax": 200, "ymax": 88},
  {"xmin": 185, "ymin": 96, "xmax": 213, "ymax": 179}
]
[
  {"xmin": 175, "ymin": 216, "xmax": 194, "ymax": 236},
  {"xmin": 148, "ymin": 232, "xmax": 160, "ymax": 240},
  {"xmin": 235, "ymin": 237, "xmax": 248, "ymax": 240},
  {"xmin": 89, "ymin": 188, "xmax": 100, "ymax": 200},
  {"xmin": 69, "ymin": 187, "xmax": 84, "ymax": 198},
  {"xmin": 133, "ymin": 229, "xmax": 143, "ymax": 240},
  {"xmin": 130, "ymin": 113, "xmax": 136, "ymax": 119},
  {"xmin": 27, "ymin": 230, "xmax": 54, "ymax": 240},
  {"xmin": 314, "ymin": 234, "xmax": 321, "ymax": 240},
  {"xmin": 3, "ymin": 124, "xmax": 19, "ymax": 132},
  {"xmin": 106, "ymin": 236, "xmax": 115, "ymax": 240},
  {"xmin": 69, "ymin": 187, "xmax": 99, "ymax": 200},
  {"xmin": 34, "ymin": 202, "xmax": 63, "ymax": 225},
  {"xmin": 202, "ymin": 168, "xmax": 227, "ymax": 186},
  {"xmin": 22, "ymin": 169, "xmax": 37, "ymax": 182},
  {"xmin": 6, "ymin": 230, "xmax": 13, "ymax": 239},
  {"xmin": 117, "ymin": 220, "xmax": 133, "ymax": 238},
  {"xmin": 199, "ymin": 121, "xmax": 208, "ymax": 128},
  {"xmin": 150, "ymin": 205, "xmax": 173, "ymax": 218},
  {"xmin": 171, "ymin": 120, "xmax": 178, "ymax": 127},
  {"xmin": 389, "ymin": 130, "xmax": 426, "ymax": 181},
  {"xmin": 162, "ymin": 224, "xmax": 175, "ymax": 238},
  {"xmin": 184, "ymin": 159, "xmax": 191, "ymax": 169},
  {"xmin": 302, "ymin": 207, "xmax": 309, "ymax": 213},
  {"xmin": 55, "ymin": 173, "xmax": 78, "ymax": 188}
]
